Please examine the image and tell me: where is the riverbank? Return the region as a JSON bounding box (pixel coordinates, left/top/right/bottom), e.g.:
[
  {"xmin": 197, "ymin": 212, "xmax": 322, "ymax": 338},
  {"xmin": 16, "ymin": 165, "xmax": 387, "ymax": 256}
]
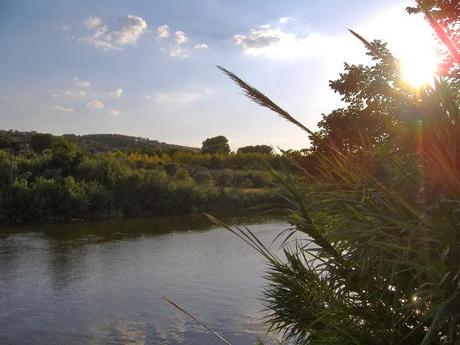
[{"xmin": 0, "ymin": 133, "xmax": 289, "ymax": 225}]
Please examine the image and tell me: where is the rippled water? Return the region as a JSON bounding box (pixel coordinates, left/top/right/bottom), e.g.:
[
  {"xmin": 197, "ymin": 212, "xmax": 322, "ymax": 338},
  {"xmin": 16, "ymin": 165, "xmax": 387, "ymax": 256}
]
[{"xmin": 0, "ymin": 215, "xmax": 288, "ymax": 345}]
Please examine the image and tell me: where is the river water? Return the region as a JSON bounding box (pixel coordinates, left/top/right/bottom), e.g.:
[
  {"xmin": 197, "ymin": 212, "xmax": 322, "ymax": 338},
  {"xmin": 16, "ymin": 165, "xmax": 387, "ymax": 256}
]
[{"xmin": 0, "ymin": 215, "xmax": 289, "ymax": 345}]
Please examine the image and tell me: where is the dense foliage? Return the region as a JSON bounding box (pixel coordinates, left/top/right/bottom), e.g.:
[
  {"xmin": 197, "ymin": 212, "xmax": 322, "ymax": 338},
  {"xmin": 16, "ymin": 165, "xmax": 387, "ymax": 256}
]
[
  {"xmin": 238, "ymin": 145, "xmax": 273, "ymax": 155},
  {"xmin": 0, "ymin": 133, "xmax": 284, "ymax": 224}
]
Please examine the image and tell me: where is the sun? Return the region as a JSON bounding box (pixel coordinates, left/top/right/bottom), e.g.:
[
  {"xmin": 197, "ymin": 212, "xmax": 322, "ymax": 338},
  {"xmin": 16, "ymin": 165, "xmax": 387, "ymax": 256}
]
[
  {"xmin": 367, "ymin": 7, "xmax": 442, "ymax": 89},
  {"xmin": 400, "ymin": 48, "xmax": 439, "ymax": 88},
  {"xmin": 397, "ymin": 24, "xmax": 440, "ymax": 89}
]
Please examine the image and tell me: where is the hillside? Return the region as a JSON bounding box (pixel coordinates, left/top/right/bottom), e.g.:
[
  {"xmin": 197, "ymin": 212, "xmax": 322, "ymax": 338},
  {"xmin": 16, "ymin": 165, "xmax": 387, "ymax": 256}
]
[{"xmin": 0, "ymin": 130, "xmax": 200, "ymax": 153}]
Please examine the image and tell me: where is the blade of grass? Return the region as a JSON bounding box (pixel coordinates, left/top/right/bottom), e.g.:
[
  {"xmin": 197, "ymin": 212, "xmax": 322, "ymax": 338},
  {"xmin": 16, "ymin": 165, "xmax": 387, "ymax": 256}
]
[{"xmin": 162, "ymin": 296, "xmax": 233, "ymax": 345}]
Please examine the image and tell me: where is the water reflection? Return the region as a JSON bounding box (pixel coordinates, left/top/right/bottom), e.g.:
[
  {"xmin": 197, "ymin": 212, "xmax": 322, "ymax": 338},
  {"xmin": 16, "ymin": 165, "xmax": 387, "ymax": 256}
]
[{"xmin": 0, "ymin": 214, "xmax": 287, "ymax": 345}]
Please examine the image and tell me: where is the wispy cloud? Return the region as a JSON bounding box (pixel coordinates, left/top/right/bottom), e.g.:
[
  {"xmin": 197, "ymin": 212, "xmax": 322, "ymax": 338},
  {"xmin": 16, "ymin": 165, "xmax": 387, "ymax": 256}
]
[
  {"xmin": 169, "ymin": 48, "xmax": 188, "ymax": 58},
  {"xmin": 155, "ymin": 25, "xmax": 202, "ymax": 58},
  {"xmin": 75, "ymin": 80, "xmax": 91, "ymax": 87},
  {"xmin": 52, "ymin": 105, "xmax": 75, "ymax": 112},
  {"xmin": 84, "ymin": 16, "xmax": 102, "ymax": 30},
  {"xmin": 84, "ymin": 15, "xmax": 147, "ymax": 50},
  {"xmin": 86, "ymin": 99, "xmax": 105, "ymax": 109},
  {"xmin": 194, "ymin": 43, "xmax": 208, "ymax": 50},
  {"xmin": 51, "ymin": 78, "xmax": 124, "ymax": 113},
  {"xmin": 65, "ymin": 89, "xmax": 86, "ymax": 97},
  {"xmin": 156, "ymin": 25, "xmax": 170, "ymax": 39},
  {"xmin": 278, "ymin": 17, "xmax": 291, "ymax": 24},
  {"xmin": 61, "ymin": 24, "xmax": 74, "ymax": 41},
  {"xmin": 110, "ymin": 109, "xmax": 121, "ymax": 117},
  {"xmin": 110, "ymin": 88, "xmax": 123, "ymax": 98},
  {"xmin": 146, "ymin": 89, "xmax": 210, "ymax": 104},
  {"xmin": 53, "ymin": 89, "xmax": 86, "ymax": 98}
]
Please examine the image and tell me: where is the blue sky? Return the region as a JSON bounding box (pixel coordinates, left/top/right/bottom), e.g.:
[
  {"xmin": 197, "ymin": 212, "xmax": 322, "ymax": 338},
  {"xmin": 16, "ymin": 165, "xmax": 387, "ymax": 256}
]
[{"xmin": 0, "ymin": 0, "xmax": 436, "ymax": 149}]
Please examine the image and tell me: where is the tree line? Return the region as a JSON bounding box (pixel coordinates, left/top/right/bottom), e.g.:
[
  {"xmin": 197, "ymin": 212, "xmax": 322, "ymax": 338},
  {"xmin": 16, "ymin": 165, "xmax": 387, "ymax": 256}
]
[{"xmin": 0, "ymin": 132, "xmax": 285, "ymax": 224}]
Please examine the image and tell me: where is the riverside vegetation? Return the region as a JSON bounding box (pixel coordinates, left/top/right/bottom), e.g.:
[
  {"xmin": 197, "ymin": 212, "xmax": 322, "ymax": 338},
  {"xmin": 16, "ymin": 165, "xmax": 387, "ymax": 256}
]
[
  {"xmin": 212, "ymin": 1, "xmax": 460, "ymax": 344},
  {"xmin": 0, "ymin": 131, "xmax": 287, "ymax": 224}
]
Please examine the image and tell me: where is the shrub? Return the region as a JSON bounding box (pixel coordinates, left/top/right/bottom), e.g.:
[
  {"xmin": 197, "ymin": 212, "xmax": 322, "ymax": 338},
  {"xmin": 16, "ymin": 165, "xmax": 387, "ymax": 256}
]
[
  {"xmin": 192, "ymin": 170, "xmax": 214, "ymax": 185},
  {"xmin": 216, "ymin": 170, "xmax": 234, "ymax": 187}
]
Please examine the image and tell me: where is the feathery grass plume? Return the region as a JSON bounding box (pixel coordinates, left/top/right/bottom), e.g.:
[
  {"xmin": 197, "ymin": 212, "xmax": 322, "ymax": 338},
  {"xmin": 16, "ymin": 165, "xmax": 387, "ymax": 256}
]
[
  {"xmin": 217, "ymin": 66, "xmax": 316, "ymax": 137},
  {"xmin": 217, "ymin": 65, "xmax": 349, "ymax": 159}
]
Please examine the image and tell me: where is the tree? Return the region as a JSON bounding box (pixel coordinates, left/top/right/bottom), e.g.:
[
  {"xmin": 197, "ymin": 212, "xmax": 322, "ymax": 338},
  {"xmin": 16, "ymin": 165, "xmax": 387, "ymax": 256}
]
[
  {"xmin": 31, "ymin": 133, "xmax": 54, "ymax": 153},
  {"xmin": 51, "ymin": 138, "xmax": 82, "ymax": 175},
  {"xmin": 0, "ymin": 132, "xmax": 20, "ymax": 151},
  {"xmin": 201, "ymin": 135, "xmax": 230, "ymax": 154},
  {"xmin": 309, "ymin": 41, "xmax": 417, "ymax": 156},
  {"xmin": 237, "ymin": 145, "xmax": 273, "ymax": 155}
]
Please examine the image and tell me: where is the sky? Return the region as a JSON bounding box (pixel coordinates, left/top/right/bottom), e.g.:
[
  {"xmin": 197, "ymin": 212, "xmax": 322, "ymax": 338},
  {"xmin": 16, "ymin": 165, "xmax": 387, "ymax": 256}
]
[{"xmin": 0, "ymin": 0, "xmax": 439, "ymax": 150}]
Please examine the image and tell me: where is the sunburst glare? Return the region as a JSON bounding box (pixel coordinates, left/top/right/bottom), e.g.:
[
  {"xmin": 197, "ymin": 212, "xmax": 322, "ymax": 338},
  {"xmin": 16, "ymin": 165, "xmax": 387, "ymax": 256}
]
[
  {"xmin": 400, "ymin": 48, "xmax": 439, "ymax": 88},
  {"xmin": 398, "ymin": 24, "xmax": 440, "ymax": 88}
]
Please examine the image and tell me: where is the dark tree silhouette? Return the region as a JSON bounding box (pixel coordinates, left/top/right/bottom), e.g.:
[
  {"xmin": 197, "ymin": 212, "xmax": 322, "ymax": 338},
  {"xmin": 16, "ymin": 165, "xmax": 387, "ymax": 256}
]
[
  {"xmin": 201, "ymin": 135, "xmax": 230, "ymax": 154},
  {"xmin": 237, "ymin": 145, "xmax": 273, "ymax": 155}
]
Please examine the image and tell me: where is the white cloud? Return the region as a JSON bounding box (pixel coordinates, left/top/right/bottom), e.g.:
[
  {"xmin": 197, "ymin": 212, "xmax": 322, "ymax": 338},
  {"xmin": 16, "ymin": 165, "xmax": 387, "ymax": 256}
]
[
  {"xmin": 85, "ymin": 15, "xmax": 147, "ymax": 50},
  {"xmin": 279, "ymin": 17, "xmax": 291, "ymax": 24},
  {"xmin": 110, "ymin": 109, "xmax": 121, "ymax": 117},
  {"xmin": 110, "ymin": 88, "xmax": 123, "ymax": 98},
  {"xmin": 75, "ymin": 80, "xmax": 91, "ymax": 87},
  {"xmin": 86, "ymin": 99, "xmax": 105, "ymax": 109},
  {"xmin": 233, "ymin": 7, "xmax": 439, "ymax": 72},
  {"xmin": 169, "ymin": 48, "xmax": 188, "ymax": 58},
  {"xmin": 156, "ymin": 25, "xmax": 170, "ymax": 39},
  {"xmin": 84, "ymin": 16, "xmax": 102, "ymax": 30},
  {"xmin": 234, "ymin": 25, "xmax": 282, "ymax": 50},
  {"xmin": 174, "ymin": 31, "xmax": 188, "ymax": 44},
  {"xmin": 194, "ymin": 43, "xmax": 208, "ymax": 50},
  {"xmin": 147, "ymin": 90, "xmax": 209, "ymax": 104},
  {"xmin": 52, "ymin": 105, "xmax": 75, "ymax": 112},
  {"xmin": 234, "ymin": 24, "xmax": 342, "ymax": 60}
]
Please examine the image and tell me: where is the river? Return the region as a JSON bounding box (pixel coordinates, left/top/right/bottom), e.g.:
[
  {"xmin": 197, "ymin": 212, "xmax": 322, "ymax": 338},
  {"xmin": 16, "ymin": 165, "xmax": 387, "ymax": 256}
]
[{"xmin": 0, "ymin": 215, "xmax": 289, "ymax": 345}]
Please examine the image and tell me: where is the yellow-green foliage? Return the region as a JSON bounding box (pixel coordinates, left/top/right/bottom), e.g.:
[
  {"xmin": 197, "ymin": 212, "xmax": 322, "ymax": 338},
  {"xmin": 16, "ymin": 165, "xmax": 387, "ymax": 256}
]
[{"xmin": 0, "ymin": 140, "xmax": 281, "ymax": 224}]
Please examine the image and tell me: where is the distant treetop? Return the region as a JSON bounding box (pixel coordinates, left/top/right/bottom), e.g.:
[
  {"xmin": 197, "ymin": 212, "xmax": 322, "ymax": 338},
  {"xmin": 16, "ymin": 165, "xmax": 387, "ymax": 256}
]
[
  {"xmin": 201, "ymin": 135, "xmax": 230, "ymax": 154},
  {"xmin": 237, "ymin": 145, "xmax": 273, "ymax": 155}
]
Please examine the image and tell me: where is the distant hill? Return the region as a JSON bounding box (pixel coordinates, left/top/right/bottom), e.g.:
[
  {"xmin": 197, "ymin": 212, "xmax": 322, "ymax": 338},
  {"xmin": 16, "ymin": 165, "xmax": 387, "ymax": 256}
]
[
  {"xmin": 0, "ymin": 130, "xmax": 200, "ymax": 153},
  {"xmin": 64, "ymin": 133, "xmax": 200, "ymax": 153}
]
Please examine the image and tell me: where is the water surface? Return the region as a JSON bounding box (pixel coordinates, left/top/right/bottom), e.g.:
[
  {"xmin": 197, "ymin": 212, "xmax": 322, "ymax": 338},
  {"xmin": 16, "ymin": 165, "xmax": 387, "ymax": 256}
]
[{"xmin": 0, "ymin": 215, "xmax": 288, "ymax": 345}]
